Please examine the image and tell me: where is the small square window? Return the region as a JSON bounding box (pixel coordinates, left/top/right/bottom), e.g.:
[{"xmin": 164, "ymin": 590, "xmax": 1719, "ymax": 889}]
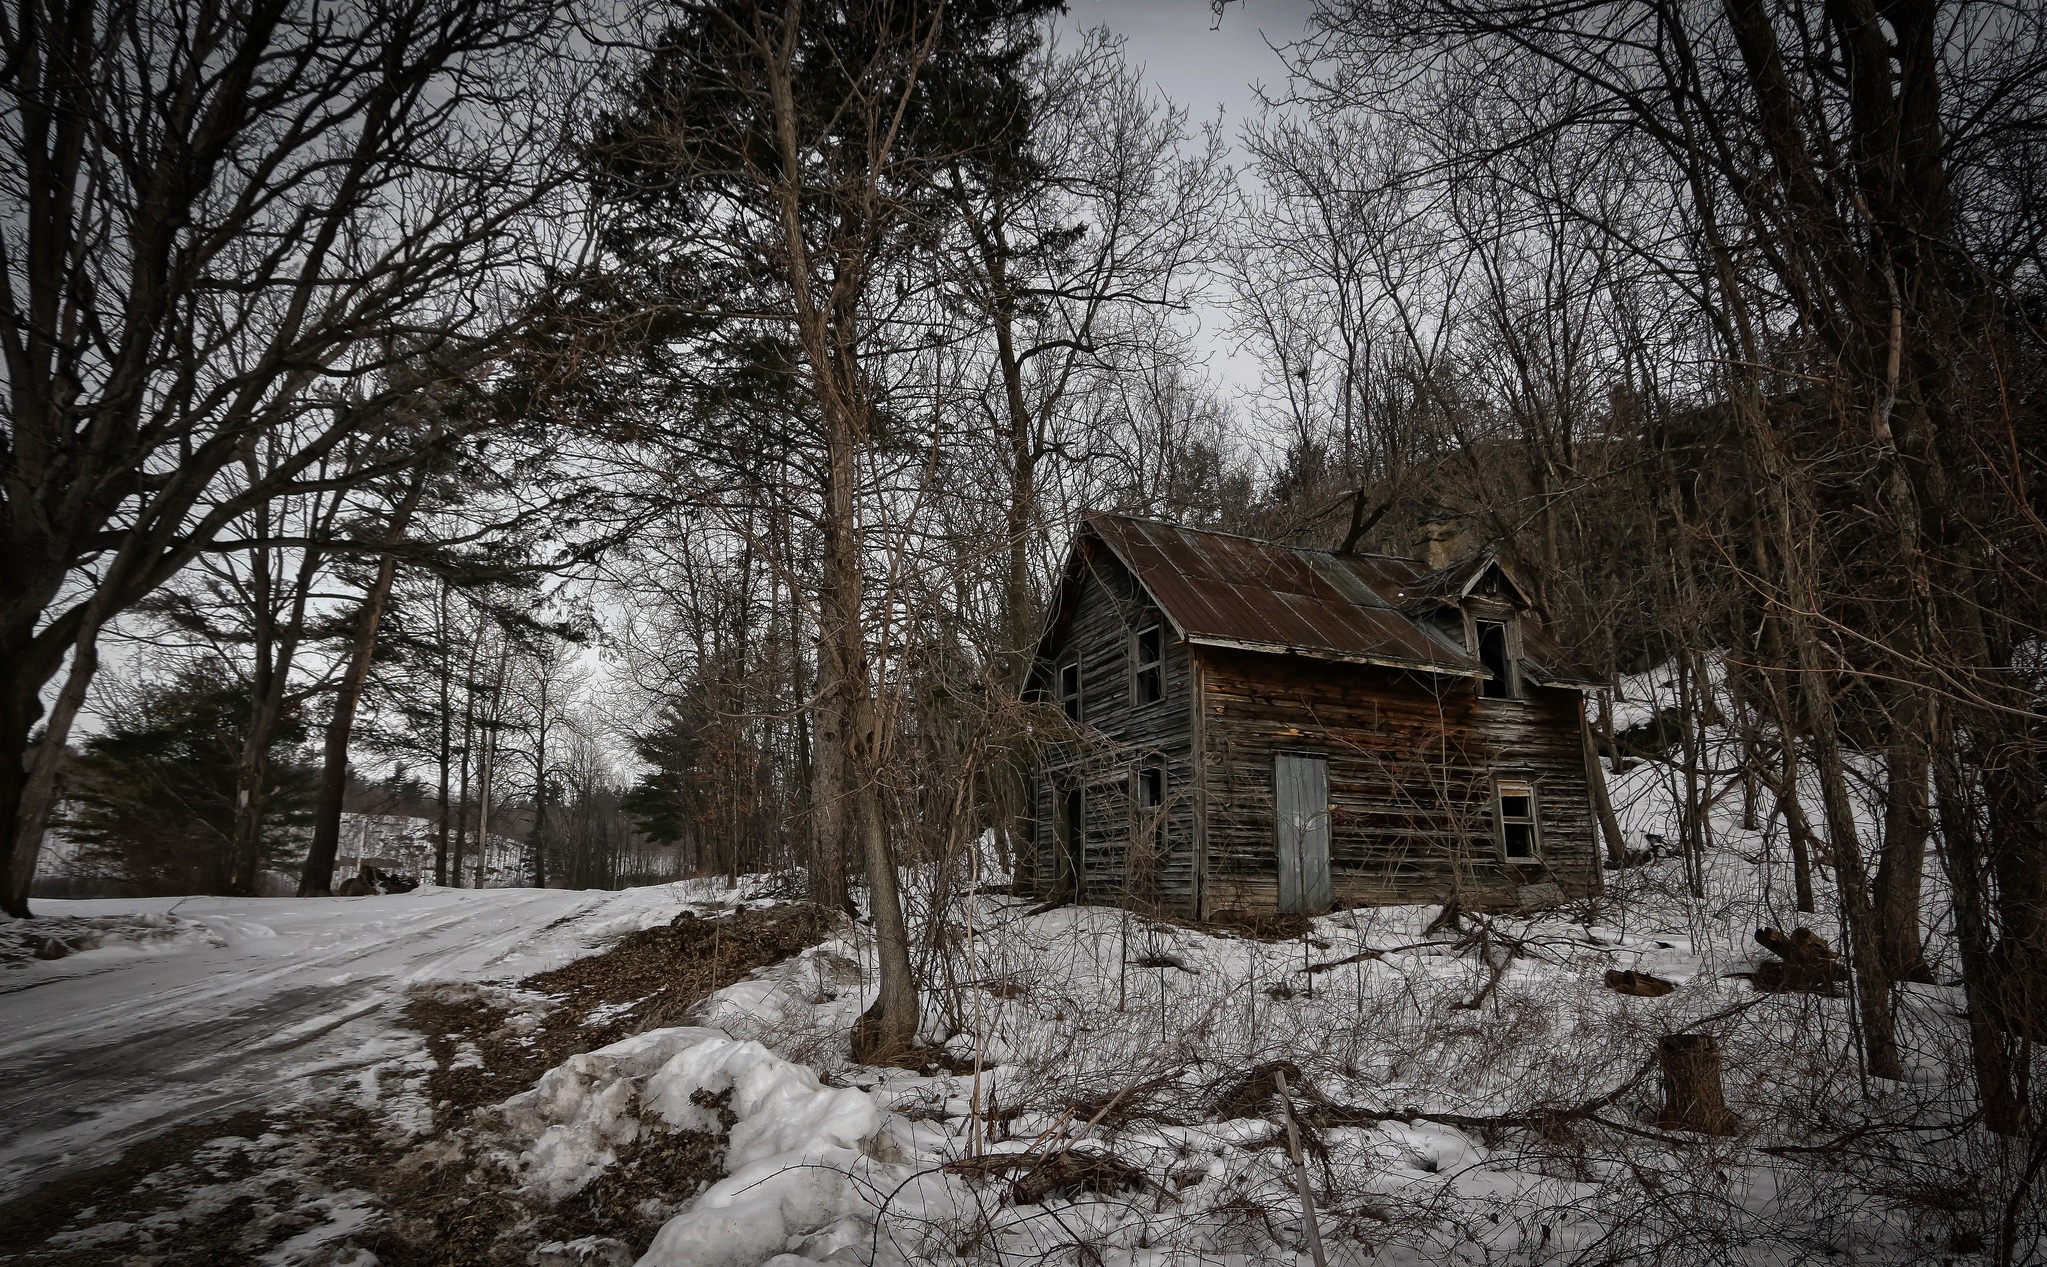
[
  {"xmin": 1133, "ymin": 625, "xmax": 1164, "ymax": 705},
  {"xmin": 1058, "ymin": 662, "xmax": 1081, "ymax": 721}
]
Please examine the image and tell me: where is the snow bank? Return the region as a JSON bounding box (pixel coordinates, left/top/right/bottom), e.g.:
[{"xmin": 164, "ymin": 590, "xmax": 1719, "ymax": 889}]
[
  {"xmin": 641, "ymin": 1032, "xmax": 880, "ymax": 1170},
  {"xmin": 0, "ymin": 910, "xmax": 240, "ymax": 967},
  {"xmin": 498, "ymin": 1024, "xmax": 916, "ymax": 1267},
  {"xmin": 633, "ymin": 1032, "xmax": 899, "ymax": 1267},
  {"xmin": 499, "ymin": 1027, "xmax": 728, "ymax": 1200}
]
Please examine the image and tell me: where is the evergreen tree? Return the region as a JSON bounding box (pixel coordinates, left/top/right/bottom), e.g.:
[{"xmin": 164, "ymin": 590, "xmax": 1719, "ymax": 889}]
[{"xmin": 61, "ymin": 671, "xmax": 318, "ymax": 895}]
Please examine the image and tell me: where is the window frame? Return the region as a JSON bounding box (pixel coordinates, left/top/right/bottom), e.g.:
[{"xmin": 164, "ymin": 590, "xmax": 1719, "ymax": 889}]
[
  {"xmin": 1494, "ymin": 775, "xmax": 1541, "ymax": 864},
  {"xmin": 1133, "ymin": 757, "xmax": 1168, "ymax": 859},
  {"xmin": 1057, "ymin": 659, "xmax": 1081, "ymax": 721},
  {"xmin": 1131, "ymin": 623, "xmax": 1165, "ymax": 707},
  {"xmin": 1055, "ymin": 779, "xmax": 1084, "ymax": 893},
  {"xmin": 1472, "ymin": 616, "xmax": 1521, "ymax": 700}
]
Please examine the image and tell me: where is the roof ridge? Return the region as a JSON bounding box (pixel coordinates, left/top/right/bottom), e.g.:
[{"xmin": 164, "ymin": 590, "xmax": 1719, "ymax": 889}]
[{"xmin": 1087, "ymin": 511, "xmax": 1427, "ymax": 567}]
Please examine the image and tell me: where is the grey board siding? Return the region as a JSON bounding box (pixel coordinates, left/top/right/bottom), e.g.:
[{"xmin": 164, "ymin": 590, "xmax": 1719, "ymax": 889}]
[
  {"xmin": 1027, "ymin": 538, "xmax": 1601, "ymax": 917},
  {"xmin": 1033, "ymin": 548, "xmax": 1199, "ymax": 914}
]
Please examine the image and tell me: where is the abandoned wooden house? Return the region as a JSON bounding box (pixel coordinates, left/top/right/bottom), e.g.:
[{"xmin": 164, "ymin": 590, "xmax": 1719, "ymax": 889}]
[{"xmin": 1024, "ymin": 514, "xmax": 1610, "ymax": 918}]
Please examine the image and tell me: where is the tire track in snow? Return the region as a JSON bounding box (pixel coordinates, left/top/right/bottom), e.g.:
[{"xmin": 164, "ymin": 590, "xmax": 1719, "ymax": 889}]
[{"xmin": 0, "ymin": 888, "xmax": 626, "ymax": 1198}]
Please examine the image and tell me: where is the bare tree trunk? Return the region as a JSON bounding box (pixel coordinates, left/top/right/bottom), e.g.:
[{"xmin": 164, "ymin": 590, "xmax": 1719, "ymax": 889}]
[
  {"xmin": 1583, "ymin": 702, "xmax": 1628, "ymax": 869},
  {"xmin": 300, "ymin": 465, "xmax": 428, "ymax": 896},
  {"xmin": 435, "ymin": 584, "xmax": 454, "ymax": 887},
  {"xmin": 815, "ymin": 418, "xmax": 917, "ymax": 1057},
  {"xmin": 475, "ymin": 730, "xmax": 495, "ymax": 890},
  {"xmin": 1875, "ymin": 691, "xmax": 1933, "ymax": 983},
  {"xmin": 6, "ymin": 602, "xmax": 110, "ymax": 915},
  {"xmin": 453, "ymin": 650, "xmax": 477, "ymax": 887}
]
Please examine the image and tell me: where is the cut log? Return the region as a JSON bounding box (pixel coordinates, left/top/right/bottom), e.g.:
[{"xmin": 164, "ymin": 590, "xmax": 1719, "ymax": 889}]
[
  {"xmin": 1752, "ymin": 926, "xmax": 1850, "ymax": 994},
  {"xmin": 1656, "ymin": 1033, "xmax": 1738, "ymax": 1135},
  {"xmin": 1604, "ymin": 968, "xmax": 1677, "ymax": 997}
]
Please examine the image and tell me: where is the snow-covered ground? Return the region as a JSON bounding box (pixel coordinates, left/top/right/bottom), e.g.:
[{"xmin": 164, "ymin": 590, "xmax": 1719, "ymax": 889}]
[
  {"xmin": 3, "ymin": 664, "xmax": 2032, "ymax": 1266},
  {"xmin": 0, "ymin": 883, "xmax": 691, "ymax": 1198}
]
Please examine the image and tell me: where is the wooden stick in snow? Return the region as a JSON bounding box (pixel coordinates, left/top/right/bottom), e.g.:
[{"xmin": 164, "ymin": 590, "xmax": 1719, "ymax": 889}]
[{"xmin": 1275, "ymin": 1069, "xmax": 1329, "ymax": 1267}]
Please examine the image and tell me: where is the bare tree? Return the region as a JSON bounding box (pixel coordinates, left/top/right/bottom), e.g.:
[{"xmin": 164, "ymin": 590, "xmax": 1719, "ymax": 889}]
[{"xmin": 0, "ymin": 0, "xmax": 584, "ymax": 913}]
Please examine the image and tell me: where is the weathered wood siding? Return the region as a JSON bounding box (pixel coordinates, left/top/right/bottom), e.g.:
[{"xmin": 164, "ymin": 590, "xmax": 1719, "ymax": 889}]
[
  {"xmin": 1195, "ymin": 646, "xmax": 1600, "ymax": 913},
  {"xmin": 1031, "ymin": 548, "xmax": 1200, "ymax": 914}
]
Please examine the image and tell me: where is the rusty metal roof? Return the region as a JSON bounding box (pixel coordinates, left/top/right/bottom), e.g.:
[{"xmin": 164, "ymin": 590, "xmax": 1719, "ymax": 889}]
[
  {"xmin": 1079, "ymin": 516, "xmax": 1478, "ymax": 676},
  {"xmin": 1047, "ymin": 515, "xmax": 1602, "ymax": 688}
]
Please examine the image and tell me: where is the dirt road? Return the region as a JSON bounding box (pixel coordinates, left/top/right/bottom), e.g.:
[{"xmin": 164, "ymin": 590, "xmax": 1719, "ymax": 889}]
[{"xmin": 0, "ymin": 884, "xmax": 685, "ymax": 1197}]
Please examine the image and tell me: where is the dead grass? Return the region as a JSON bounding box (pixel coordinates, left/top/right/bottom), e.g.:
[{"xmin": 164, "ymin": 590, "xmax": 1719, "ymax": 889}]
[{"xmin": 408, "ymin": 901, "xmax": 845, "ymax": 1120}]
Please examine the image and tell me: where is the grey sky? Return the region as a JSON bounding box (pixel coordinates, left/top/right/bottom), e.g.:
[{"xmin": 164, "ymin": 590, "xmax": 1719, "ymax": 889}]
[
  {"xmin": 1062, "ymin": 0, "xmax": 1323, "ymax": 419},
  {"xmin": 1064, "ymin": 0, "xmax": 1318, "ymax": 135}
]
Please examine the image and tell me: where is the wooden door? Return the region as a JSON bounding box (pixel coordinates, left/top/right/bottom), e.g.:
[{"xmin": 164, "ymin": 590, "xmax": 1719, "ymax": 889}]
[{"xmin": 1275, "ymin": 754, "xmax": 1331, "ymax": 914}]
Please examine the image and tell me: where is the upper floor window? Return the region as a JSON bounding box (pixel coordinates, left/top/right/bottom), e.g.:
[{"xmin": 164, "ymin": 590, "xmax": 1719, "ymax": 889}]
[
  {"xmin": 1475, "ymin": 618, "xmax": 1518, "ymax": 699},
  {"xmin": 1133, "ymin": 625, "xmax": 1164, "ymax": 705},
  {"xmin": 1058, "ymin": 661, "xmax": 1081, "ymax": 721}
]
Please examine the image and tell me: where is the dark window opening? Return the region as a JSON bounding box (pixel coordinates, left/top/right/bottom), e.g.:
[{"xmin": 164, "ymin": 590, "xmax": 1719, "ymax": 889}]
[
  {"xmin": 1499, "ymin": 780, "xmax": 1538, "ymax": 860},
  {"xmin": 1058, "ymin": 661, "xmax": 1081, "ymax": 720},
  {"xmin": 1058, "ymin": 784, "xmax": 1084, "ymax": 891},
  {"xmin": 1135, "ymin": 761, "xmax": 1167, "ymax": 860},
  {"xmin": 1133, "ymin": 625, "xmax": 1164, "ymax": 704},
  {"xmin": 1138, "ymin": 762, "xmax": 1164, "ymax": 809},
  {"xmin": 1477, "ymin": 620, "xmax": 1515, "ymax": 698}
]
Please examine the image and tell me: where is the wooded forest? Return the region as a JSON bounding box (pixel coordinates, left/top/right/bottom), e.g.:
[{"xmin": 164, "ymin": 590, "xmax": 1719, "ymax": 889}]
[{"xmin": 3, "ymin": 0, "xmax": 2046, "ymax": 1260}]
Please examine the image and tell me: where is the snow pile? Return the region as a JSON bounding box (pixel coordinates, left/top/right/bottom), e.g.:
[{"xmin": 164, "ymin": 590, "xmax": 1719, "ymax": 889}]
[
  {"xmin": 500, "ymin": 1027, "xmax": 727, "ymax": 1199},
  {"xmin": 637, "ymin": 1032, "xmax": 895, "ymax": 1267},
  {"xmin": 0, "ymin": 909, "xmax": 242, "ymax": 966},
  {"xmin": 499, "ymin": 1023, "xmax": 940, "ymax": 1267}
]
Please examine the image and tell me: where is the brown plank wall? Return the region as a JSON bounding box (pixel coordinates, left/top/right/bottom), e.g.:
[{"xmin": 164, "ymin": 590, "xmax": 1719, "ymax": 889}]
[{"xmin": 1195, "ymin": 646, "xmax": 1601, "ymax": 913}]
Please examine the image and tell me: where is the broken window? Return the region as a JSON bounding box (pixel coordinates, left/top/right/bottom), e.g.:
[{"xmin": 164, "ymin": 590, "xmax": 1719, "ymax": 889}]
[
  {"xmin": 1498, "ymin": 779, "xmax": 1538, "ymax": 861},
  {"xmin": 1137, "ymin": 761, "xmax": 1164, "ymax": 809},
  {"xmin": 1058, "ymin": 783, "xmax": 1084, "ymax": 891},
  {"xmin": 1135, "ymin": 759, "xmax": 1167, "ymax": 860},
  {"xmin": 1476, "ymin": 619, "xmax": 1517, "ymax": 699},
  {"xmin": 1133, "ymin": 625, "xmax": 1164, "ymax": 705},
  {"xmin": 1059, "ymin": 661, "xmax": 1081, "ymax": 721}
]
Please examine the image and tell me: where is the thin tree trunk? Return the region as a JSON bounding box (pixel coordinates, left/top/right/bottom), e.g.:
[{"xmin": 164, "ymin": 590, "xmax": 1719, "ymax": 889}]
[
  {"xmin": 435, "ymin": 587, "xmax": 453, "ymax": 887},
  {"xmin": 453, "ymin": 646, "xmax": 478, "ymax": 887},
  {"xmin": 1583, "ymin": 702, "xmax": 1628, "ymax": 868},
  {"xmin": 475, "ymin": 731, "xmax": 495, "ymax": 890},
  {"xmin": 1875, "ymin": 692, "xmax": 1933, "ymax": 983},
  {"xmin": 300, "ymin": 466, "xmax": 428, "ymax": 896}
]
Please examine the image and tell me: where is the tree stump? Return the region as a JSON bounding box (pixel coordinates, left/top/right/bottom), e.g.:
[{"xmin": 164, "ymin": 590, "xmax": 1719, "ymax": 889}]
[{"xmin": 1656, "ymin": 1033, "xmax": 1738, "ymax": 1135}]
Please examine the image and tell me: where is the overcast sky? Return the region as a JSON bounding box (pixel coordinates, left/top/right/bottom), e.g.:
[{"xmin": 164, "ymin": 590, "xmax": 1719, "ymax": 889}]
[
  {"xmin": 1058, "ymin": 0, "xmax": 1323, "ymax": 412},
  {"xmin": 1064, "ymin": 0, "xmax": 1318, "ymax": 134}
]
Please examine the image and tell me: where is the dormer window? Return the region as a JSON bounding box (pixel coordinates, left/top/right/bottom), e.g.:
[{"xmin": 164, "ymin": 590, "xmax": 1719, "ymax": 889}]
[
  {"xmin": 1475, "ymin": 619, "xmax": 1518, "ymax": 699},
  {"xmin": 1058, "ymin": 661, "xmax": 1081, "ymax": 721},
  {"xmin": 1132, "ymin": 625, "xmax": 1164, "ymax": 705}
]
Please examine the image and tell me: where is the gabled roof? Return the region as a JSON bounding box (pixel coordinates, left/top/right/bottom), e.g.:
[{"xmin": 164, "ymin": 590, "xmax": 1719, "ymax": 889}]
[{"xmin": 1036, "ymin": 515, "xmax": 1603, "ymax": 689}]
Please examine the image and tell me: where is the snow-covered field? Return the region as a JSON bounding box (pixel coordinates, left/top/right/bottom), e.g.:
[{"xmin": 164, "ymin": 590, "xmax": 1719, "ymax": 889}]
[{"xmin": 0, "ymin": 883, "xmax": 690, "ymax": 1198}]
